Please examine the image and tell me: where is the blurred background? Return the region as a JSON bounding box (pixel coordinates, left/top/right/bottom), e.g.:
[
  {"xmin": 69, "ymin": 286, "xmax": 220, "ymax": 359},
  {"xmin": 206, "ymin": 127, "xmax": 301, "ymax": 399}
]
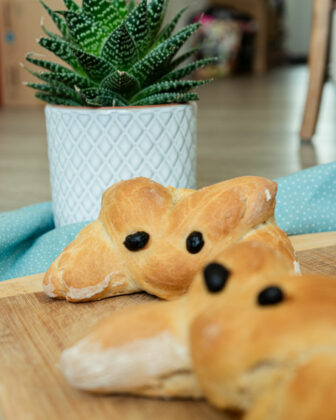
[{"xmin": 0, "ymin": 0, "xmax": 335, "ymax": 211}]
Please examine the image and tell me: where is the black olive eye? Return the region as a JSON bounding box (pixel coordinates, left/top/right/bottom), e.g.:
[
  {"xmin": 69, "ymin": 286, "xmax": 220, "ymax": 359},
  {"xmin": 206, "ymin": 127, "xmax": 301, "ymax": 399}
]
[
  {"xmin": 124, "ymin": 232, "xmax": 150, "ymax": 252},
  {"xmin": 186, "ymin": 231, "xmax": 204, "ymax": 254},
  {"xmin": 204, "ymin": 263, "xmax": 231, "ymax": 293},
  {"xmin": 257, "ymin": 286, "xmax": 284, "ymax": 306}
]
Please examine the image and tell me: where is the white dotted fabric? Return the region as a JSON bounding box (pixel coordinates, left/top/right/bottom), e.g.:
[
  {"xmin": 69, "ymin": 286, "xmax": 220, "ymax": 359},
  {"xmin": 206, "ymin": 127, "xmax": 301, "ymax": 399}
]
[{"xmin": 275, "ymin": 162, "xmax": 336, "ymax": 236}]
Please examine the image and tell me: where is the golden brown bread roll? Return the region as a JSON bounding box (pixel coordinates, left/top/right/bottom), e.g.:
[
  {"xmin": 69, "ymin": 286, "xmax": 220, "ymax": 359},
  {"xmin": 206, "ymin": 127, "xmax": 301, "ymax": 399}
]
[
  {"xmin": 61, "ymin": 241, "xmax": 336, "ymax": 419},
  {"xmin": 44, "ymin": 176, "xmax": 297, "ymax": 302},
  {"xmin": 60, "ymin": 242, "xmax": 294, "ymax": 398}
]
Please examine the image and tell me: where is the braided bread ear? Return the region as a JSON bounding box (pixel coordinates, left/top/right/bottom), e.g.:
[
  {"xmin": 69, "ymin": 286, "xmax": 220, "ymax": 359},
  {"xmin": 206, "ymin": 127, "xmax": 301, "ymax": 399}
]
[
  {"xmin": 43, "ymin": 220, "xmax": 141, "ymax": 302},
  {"xmin": 60, "ymin": 298, "xmax": 203, "ymax": 398}
]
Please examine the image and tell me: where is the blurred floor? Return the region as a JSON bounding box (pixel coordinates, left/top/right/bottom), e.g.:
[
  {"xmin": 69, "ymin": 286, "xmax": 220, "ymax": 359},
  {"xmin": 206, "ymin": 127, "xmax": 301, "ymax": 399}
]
[{"xmin": 0, "ymin": 65, "xmax": 336, "ymax": 212}]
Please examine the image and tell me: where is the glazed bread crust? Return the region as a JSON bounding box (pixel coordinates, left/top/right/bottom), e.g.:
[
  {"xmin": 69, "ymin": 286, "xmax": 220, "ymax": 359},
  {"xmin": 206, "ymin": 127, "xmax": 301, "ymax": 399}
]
[
  {"xmin": 44, "ymin": 176, "xmax": 297, "ymax": 302},
  {"xmin": 190, "ymin": 273, "xmax": 336, "ymax": 419},
  {"xmin": 61, "ymin": 242, "xmax": 336, "ymax": 419},
  {"xmin": 60, "ymin": 242, "xmax": 294, "ymax": 399}
]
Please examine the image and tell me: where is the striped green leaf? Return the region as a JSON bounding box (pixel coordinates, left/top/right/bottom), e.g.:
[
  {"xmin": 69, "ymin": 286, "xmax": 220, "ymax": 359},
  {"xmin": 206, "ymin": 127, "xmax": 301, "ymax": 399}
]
[
  {"xmin": 114, "ymin": 0, "xmax": 128, "ymax": 19},
  {"xmin": 167, "ymin": 48, "xmax": 199, "ymax": 71},
  {"xmin": 130, "ymin": 44, "xmax": 174, "ymax": 86},
  {"xmin": 29, "ymin": 0, "xmax": 213, "ymax": 107},
  {"xmin": 23, "ymin": 66, "xmax": 53, "ymax": 83},
  {"xmin": 155, "ymin": 7, "xmax": 187, "ymax": 46},
  {"xmin": 71, "ymin": 48, "xmax": 115, "ymax": 81},
  {"xmin": 86, "ymin": 94, "xmax": 127, "ymax": 106},
  {"xmin": 101, "ymin": 22, "xmax": 138, "ymax": 70},
  {"xmin": 125, "ymin": 0, "xmax": 149, "ymax": 56},
  {"xmin": 26, "ymin": 81, "xmax": 82, "ymax": 102},
  {"xmin": 35, "ymin": 92, "xmax": 82, "ymax": 106},
  {"xmin": 147, "ymin": 0, "xmax": 167, "ymax": 41},
  {"xmin": 100, "ymin": 70, "xmax": 140, "ymax": 93},
  {"xmin": 41, "ymin": 21, "xmax": 65, "ymax": 41},
  {"xmin": 161, "ymin": 58, "xmax": 217, "ymax": 82},
  {"xmin": 132, "ymin": 92, "xmax": 198, "ymax": 106},
  {"xmin": 39, "ymin": 37, "xmax": 79, "ymax": 69},
  {"xmin": 81, "ymin": 87, "xmax": 127, "ymax": 106},
  {"xmin": 162, "ymin": 22, "xmax": 201, "ymax": 59},
  {"xmin": 45, "ymin": 72, "xmax": 96, "ymax": 89},
  {"xmin": 82, "ymin": 0, "xmax": 121, "ymax": 33},
  {"xmin": 130, "ymin": 23, "xmax": 200, "ymax": 86},
  {"xmin": 63, "ymin": 0, "xmax": 81, "ymax": 11},
  {"xmin": 39, "ymin": 0, "xmax": 69, "ymax": 39},
  {"xmin": 132, "ymin": 79, "xmax": 210, "ymax": 102},
  {"xmin": 26, "ymin": 54, "xmax": 73, "ymax": 74},
  {"xmin": 59, "ymin": 11, "xmax": 105, "ymax": 55}
]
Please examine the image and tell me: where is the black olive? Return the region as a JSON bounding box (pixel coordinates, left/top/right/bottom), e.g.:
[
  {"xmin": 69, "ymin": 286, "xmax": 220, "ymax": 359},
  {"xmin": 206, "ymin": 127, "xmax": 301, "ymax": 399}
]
[
  {"xmin": 186, "ymin": 231, "xmax": 204, "ymax": 254},
  {"xmin": 257, "ymin": 286, "xmax": 284, "ymax": 306},
  {"xmin": 204, "ymin": 263, "xmax": 231, "ymax": 293},
  {"xmin": 124, "ymin": 232, "xmax": 150, "ymax": 252}
]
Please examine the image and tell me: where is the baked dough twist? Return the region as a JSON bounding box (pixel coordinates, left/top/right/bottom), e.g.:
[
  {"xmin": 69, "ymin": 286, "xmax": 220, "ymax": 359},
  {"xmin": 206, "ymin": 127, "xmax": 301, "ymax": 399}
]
[
  {"xmin": 61, "ymin": 242, "xmax": 336, "ymax": 419},
  {"xmin": 44, "ymin": 176, "xmax": 297, "ymax": 302}
]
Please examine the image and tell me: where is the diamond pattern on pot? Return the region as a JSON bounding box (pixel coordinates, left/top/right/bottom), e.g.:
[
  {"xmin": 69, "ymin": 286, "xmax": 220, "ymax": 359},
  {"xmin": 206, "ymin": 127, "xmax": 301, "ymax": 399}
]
[{"xmin": 45, "ymin": 103, "xmax": 197, "ymax": 228}]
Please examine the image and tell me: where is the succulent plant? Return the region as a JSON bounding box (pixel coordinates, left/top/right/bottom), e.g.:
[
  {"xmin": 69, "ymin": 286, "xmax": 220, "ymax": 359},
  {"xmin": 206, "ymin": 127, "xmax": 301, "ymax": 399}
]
[{"xmin": 25, "ymin": 0, "xmax": 214, "ymax": 107}]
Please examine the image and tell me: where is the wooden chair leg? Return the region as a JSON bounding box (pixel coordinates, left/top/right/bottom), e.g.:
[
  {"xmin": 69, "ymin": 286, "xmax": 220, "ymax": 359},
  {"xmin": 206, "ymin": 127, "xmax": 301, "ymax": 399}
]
[{"xmin": 300, "ymin": 0, "xmax": 333, "ymax": 141}]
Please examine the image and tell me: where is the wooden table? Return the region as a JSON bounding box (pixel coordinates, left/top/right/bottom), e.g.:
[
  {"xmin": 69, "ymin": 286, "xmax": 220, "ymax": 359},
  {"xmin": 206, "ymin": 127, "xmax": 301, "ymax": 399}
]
[{"xmin": 1, "ymin": 232, "xmax": 336, "ymax": 420}]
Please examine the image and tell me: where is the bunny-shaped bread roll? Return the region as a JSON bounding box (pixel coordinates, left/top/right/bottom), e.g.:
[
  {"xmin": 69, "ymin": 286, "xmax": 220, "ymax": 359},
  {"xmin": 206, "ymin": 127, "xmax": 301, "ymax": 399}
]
[
  {"xmin": 61, "ymin": 241, "xmax": 336, "ymax": 419},
  {"xmin": 190, "ymin": 272, "xmax": 336, "ymax": 419},
  {"xmin": 44, "ymin": 177, "xmax": 297, "ymax": 302},
  {"xmin": 60, "ymin": 241, "xmax": 294, "ymax": 398}
]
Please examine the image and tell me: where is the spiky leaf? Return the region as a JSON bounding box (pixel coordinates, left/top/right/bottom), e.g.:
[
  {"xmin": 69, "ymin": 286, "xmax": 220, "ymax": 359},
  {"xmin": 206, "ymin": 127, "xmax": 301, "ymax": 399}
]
[
  {"xmin": 71, "ymin": 48, "xmax": 115, "ymax": 81},
  {"xmin": 26, "ymin": 54, "xmax": 73, "ymax": 74},
  {"xmin": 59, "ymin": 11, "xmax": 105, "ymax": 55},
  {"xmin": 114, "ymin": 0, "xmax": 128, "ymax": 19},
  {"xmin": 147, "ymin": 0, "xmax": 167, "ymax": 41},
  {"xmin": 161, "ymin": 58, "xmax": 217, "ymax": 82},
  {"xmin": 82, "ymin": 0, "xmax": 121, "ymax": 33},
  {"xmin": 38, "ymin": 37, "xmax": 80, "ymax": 69},
  {"xmin": 63, "ymin": 0, "xmax": 81, "ymax": 11},
  {"xmin": 163, "ymin": 22, "xmax": 201, "ymax": 58},
  {"xmin": 35, "ymin": 92, "xmax": 82, "ymax": 106},
  {"xmin": 39, "ymin": 0, "xmax": 69, "ymax": 39},
  {"xmin": 23, "ymin": 66, "xmax": 54, "ymax": 83},
  {"xmin": 101, "ymin": 70, "xmax": 140, "ymax": 94},
  {"xmin": 132, "ymin": 79, "xmax": 210, "ymax": 102},
  {"xmin": 41, "ymin": 20, "xmax": 65, "ymax": 42},
  {"xmin": 46, "ymin": 72, "xmax": 96, "ymax": 89},
  {"xmin": 86, "ymin": 94, "xmax": 126, "ymax": 106},
  {"xmin": 125, "ymin": 0, "xmax": 149, "ymax": 56},
  {"xmin": 81, "ymin": 87, "xmax": 127, "ymax": 106},
  {"xmin": 101, "ymin": 22, "xmax": 138, "ymax": 69},
  {"xmin": 28, "ymin": 0, "xmax": 213, "ymax": 107},
  {"xmin": 155, "ymin": 7, "xmax": 187, "ymax": 46},
  {"xmin": 130, "ymin": 23, "xmax": 200, "ymax": 86},
  {"xmin": 132, "ymin": 92, "xmax": 198, "ymax": 106},
  {"xmin": 167, "ymin": 48, "xmax": 199, "ymax": 71},
  {"xmin": 26, "ymin": 82, "xmax": 82, "ymax": 103},
  {"xmin": 130, "ymin": 44, "xmax": 174, "ymax": 86}
]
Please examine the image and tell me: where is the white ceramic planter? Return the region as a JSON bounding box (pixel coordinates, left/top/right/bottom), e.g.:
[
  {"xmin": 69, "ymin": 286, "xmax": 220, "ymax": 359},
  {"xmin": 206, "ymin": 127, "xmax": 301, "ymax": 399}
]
[{"xmin": 45, "ymin": 103, "xmax": 197, "ymax": 227}]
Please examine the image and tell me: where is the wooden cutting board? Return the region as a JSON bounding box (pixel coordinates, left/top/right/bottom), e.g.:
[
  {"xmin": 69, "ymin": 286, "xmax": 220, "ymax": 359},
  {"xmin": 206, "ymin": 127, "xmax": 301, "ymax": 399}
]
[{"xmin": 1, "ymin": 232, "xmax": 336, "ymax": 420}]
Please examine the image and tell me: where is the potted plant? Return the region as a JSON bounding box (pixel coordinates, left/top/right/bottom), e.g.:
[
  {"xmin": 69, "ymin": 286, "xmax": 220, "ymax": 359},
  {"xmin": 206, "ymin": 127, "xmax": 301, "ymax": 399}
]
[{"xmin": 25, "ymin": 0, "xmax": 214, "ymax": 227}]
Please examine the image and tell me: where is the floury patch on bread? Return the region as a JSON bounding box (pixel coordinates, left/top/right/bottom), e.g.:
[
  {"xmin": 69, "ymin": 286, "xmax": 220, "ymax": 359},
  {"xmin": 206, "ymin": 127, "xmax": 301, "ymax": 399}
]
[
  {"xmin": 61, "ymin": 242, "xmax": 336, "ymax": 419},
  {"xmin": 44, "ymin": 176, "xmax": 298, "ymax": 302}
]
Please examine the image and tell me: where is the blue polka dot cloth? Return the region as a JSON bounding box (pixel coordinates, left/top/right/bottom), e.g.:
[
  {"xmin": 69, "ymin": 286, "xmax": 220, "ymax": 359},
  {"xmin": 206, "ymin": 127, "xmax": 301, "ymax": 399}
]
[{"xmin": 1, "ymin": 162, "xmax": 336, "ymax": 282}]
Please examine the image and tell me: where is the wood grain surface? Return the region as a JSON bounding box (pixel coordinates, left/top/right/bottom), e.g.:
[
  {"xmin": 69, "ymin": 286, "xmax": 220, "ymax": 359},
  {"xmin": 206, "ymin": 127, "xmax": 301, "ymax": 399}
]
[{"xmin": 1, "ymin": 244, "xmax": 336, "ymax": 420}]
